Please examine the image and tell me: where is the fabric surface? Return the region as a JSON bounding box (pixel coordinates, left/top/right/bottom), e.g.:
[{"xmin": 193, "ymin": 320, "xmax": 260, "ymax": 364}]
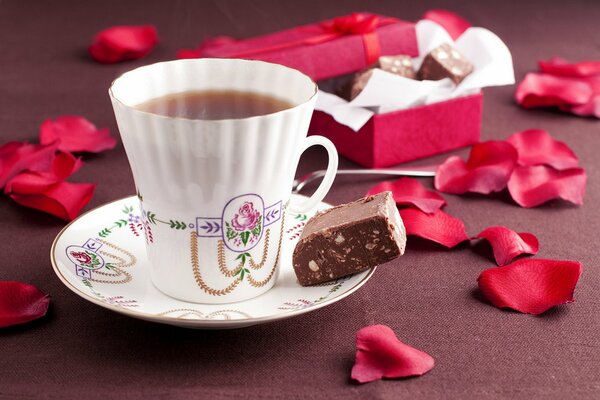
[{"xmin": 1, "ymin": 1, "xmax": 599, "ymax": 399}]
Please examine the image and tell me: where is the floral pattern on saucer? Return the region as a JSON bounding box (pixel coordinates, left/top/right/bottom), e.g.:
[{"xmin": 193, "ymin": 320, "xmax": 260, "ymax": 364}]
[{"xmin": 51, "ymin": 195, "xmax": 375, "ymax": 329}]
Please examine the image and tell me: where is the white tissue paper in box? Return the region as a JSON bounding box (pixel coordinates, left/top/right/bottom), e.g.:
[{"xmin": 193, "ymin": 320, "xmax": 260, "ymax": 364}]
[{"xmin": 315, "ymin": 19, "xmax": 515, "ymax": 131}]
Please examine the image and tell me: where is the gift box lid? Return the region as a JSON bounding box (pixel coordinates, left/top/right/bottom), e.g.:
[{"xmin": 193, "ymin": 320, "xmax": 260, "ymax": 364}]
[{"xmin": 182, "ymin": 13, "xmax": 418, "ymax": 81}]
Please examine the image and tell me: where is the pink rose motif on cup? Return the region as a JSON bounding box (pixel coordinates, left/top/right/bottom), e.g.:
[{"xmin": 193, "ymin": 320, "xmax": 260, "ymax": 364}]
[
  {"xmin": 231, "ymin": 202, "xmax": 260, "ymax": 232},
  {"xmin": 226, "ymin": 201, "xmax": 262, "ymax": 248}
]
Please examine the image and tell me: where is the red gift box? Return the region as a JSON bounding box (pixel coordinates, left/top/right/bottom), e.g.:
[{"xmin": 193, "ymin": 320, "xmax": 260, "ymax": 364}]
[
  {"xmin": 188, "ymin": 12, "xmax": 482, "ymax": 167},
  {"xmin": 309, "ymin": 93, "xmax": 483, "ymax": 168},
  {"xmin": 197, "ymin": 13, "xmax": 418, "ymax": 81}
]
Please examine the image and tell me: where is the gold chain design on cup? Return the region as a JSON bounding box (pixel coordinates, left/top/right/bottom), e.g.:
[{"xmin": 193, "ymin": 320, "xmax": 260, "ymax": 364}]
[
  {"xmin": 216, "ymin": 229, "xmax": 270, "ymax": 276},
  {"xmin": 247, "ymin": 216, "xmax": 285, "ymax": 288},
  {"xmin": 247, "ymin": 229, "xmax": 270, "ymax": 270},
  {"xmin": 190, "ymin": 231, "xmax": 242, "ymax": 296},
  {"xmin": 190, "ymin": 211, "xmax": 285, "ymax": 295},
  {"xmin": 216, "ymin": 241, "xmax": 244, "ymax": 277}
]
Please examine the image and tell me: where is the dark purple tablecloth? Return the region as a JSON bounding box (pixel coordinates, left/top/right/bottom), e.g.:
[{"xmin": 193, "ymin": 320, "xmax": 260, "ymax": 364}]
[{"xmin": 2, "ymin": 1, "xmax": 599, "ymax": 398}]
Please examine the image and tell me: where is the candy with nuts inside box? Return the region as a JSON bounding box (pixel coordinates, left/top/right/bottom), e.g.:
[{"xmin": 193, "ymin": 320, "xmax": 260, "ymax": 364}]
[{"xmin": 312, "ymin": 19, "xmax": 514, "ymax": 167}]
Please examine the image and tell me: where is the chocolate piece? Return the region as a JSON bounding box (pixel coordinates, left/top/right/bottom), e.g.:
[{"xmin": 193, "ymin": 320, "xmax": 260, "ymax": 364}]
[
  {"xmin": 337, "ymin": 69, "xmax": 374, "ymax": 101},
  {"xmin": 292, "ymin": 192, "xmax": 406, "ymax": 286},
  {"xmin": 338, "ymin": 55, "xmax": 416, "ymax": 101},
  {"xmin": 377, "ymin": 55, "xmax": 416, "ymax": 79},
  {"xmin": 417, "ymin": 43, "xmax": 473, "ymax": 84}
]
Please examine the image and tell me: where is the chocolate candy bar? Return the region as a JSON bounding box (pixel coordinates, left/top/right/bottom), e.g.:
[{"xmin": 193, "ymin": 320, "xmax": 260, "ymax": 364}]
[
  {"xmin": 292, "ymin": 192, "xmax": 406, "ymax": 286},
  {"xmin": 337, "ymin": 69, "xmax": 374, "ymax": 101},
  {"xmin": 338, "ymin": 55, "xmax": 416, "ymax": 101},
  {"xmin": 377, "ymin": 55, "xmax": 416, "ymax": 80},
  {"xmin": 417, "ymin": 43, "xmax": 473, "ymax": 84}
]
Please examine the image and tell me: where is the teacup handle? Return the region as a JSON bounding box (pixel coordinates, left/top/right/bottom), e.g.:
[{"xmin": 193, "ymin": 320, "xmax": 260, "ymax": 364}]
[{"xmin": 289, "ymin": 135, "xmax": 338, "ymax": 214}]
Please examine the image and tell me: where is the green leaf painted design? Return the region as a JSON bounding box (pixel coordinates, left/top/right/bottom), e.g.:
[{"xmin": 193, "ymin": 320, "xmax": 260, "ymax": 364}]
[
  {"xmin": 319, "ymin": 285, "xmax": 341, "ymax": 301},
  {"xmin": 235, "ymin": 252, "xmax": 251, "ymax": 265},
  {"xmin": 294, "ymin": 213, "xmax": 307, "ymax": 221},
  {"xmin": 251, "ymin": 215, "xmax": 262, "ymax": 236},
  {"xmin": 98, "ymin": 210, "xmax": 134, "ymax": 238},
  {"xmin": 169, "ymin": 220, "xmax": 187, "ymax": 230},
  {"xmin": 237, "ymin": 268, "xmax": 250, "ymax": 280},
  {"xmin": 83, "ymin": 250, "xmax": 101, "ymax": 268},
  {"xmin": 146, "ymin": 212, "xmax": 157, "ymax": 224},
  {"xmin": 225, "ymin": 222, "xmax": 237, "ymax": 240},
  {"xmin": 240, "ymin": 231, "xmax": 250, "ymax": 246},
  {"xmin": 98, "ymin": 228, "xmax": 111, "ymax": 237}
]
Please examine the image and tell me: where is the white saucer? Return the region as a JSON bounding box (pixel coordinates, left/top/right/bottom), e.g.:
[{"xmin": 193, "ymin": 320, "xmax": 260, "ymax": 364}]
[{"xmin": 51, "ymin": 194, "xmax": 375, "ymax": 329}]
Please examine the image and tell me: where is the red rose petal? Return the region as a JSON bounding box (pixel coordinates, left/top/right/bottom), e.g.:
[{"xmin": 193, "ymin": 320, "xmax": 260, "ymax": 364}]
[
  {"xmin": 422, "ymin": 9, "xmax": 471, "ymax": 40},
  {"xmin": 507, "ymin": 129, "xmax": 579, "ymax": 170},
  {"xmin": 176, "ymin": 48, "xmax": 203, "ymax": 59},
  {"xmin": 88, "ymin": 42, "xmax": 122, "ymax": 64},
  {"xmin": 5, "ymin": 172, "xmax": 57, "ymax": 195},
  {"xmin": 0, "ymin": 141, "xmax": 57, "ymax": 189},
  {"xmin": 367, "ymin": 177, "xmax": 446, "ymax": 213},
  {"xmin": 10, "ymin": 181, "xmax": 95, "ymax": 221},
  {"xmin": 0, "ymin": 281, "xmax": 50, "ymax": 328},
  {"xmin": 476, "ymin": 226, "xmax": 539, "ymax": 266},
  {"xmin": 477, "ymin": 259, "xmax": 582, "ymax": 315},
  {"xmin": 507, "ymin": 165, "xmax": 586, "ymax": 208},
  {"xmin": 561, "ymin": 76, "xmax": 600, "ymax": 118},
  {"xmin": 351, "ymin": 325, "xmax": 434, "ymax": 383},
  {"xmin": 5, "ymin": 151, "xmax": 83, "ymax": 194},
  {"xmin": 39, "ymin": 116, "xmax": 116, "ymax": 153},
  {"xmin": 88, "ymin": 25, "xmax": 158, "ymax": 64},
  {"xmin": 176, "ymin": 36, "xmax": 237, "ymax": 59},
  {"xmin": 400, "ymin": 208, "xmax": 469, "ymax": 248},
  {"xmin": 434, "ymin": 141, "xmax": 518, "ymax": 194},
  {"xmin": 515, "ymin": 73, "xmax": 592, "ymax": 109},
  {"xmin": 581, "ymin": 76, "xmax": 600, "ymax": 93},
  {"xmin": 567, "ymin": 94, "xmax": 600, "ymax": 118},
  {"xmin": 539, "ymin": 57, "xmax": 600, "ymax": 78},
  {"xmin": 50, "ymin": 151, "xmax": 83, "ymax": 178}
]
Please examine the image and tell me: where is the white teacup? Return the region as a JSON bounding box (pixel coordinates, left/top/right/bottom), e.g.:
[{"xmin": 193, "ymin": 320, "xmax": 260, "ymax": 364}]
[{"xmin": 109, "ymin": 58, "xmax": 338, "ymax": 304}]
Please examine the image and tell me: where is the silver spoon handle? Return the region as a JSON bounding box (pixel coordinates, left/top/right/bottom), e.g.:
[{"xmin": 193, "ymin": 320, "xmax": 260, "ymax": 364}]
[{"xmin": 293, "ymin": 165, "xmax": 437, "ymax": 193}]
